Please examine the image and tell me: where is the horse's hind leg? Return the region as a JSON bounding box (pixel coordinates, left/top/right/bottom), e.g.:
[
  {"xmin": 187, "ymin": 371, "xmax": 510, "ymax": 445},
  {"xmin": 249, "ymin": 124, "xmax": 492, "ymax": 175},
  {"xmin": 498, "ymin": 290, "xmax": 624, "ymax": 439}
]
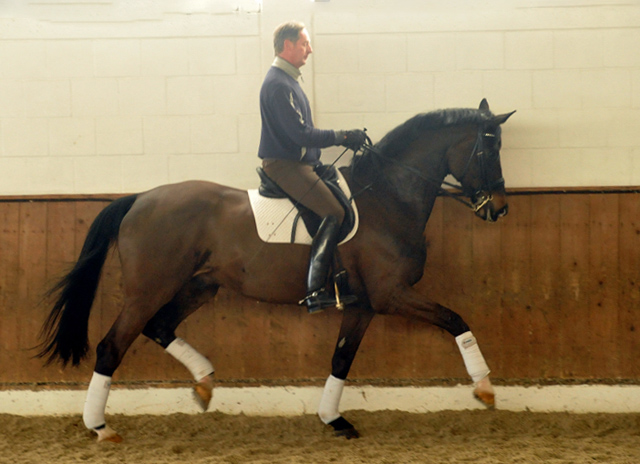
[
  {"xmin": 319, "ymin": 306, "xmax": 375, "ymax": 439},
  {"xmin": 84, "ymin": 293, "xmax": 170, "ymax": 443},
  {"xmin": 142, "ymin": 276, "xmax": 220, "ymax": 411},
  {"xmin": 84, "ymin": 273, "xmax": 207, "ymax": 442}
]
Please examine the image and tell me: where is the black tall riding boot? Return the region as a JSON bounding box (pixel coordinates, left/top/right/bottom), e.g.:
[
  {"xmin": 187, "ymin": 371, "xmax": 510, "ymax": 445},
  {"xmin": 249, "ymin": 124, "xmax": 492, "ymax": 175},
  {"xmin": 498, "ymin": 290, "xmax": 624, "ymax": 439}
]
[{"xmin": 301, "ymin": 215, "xmax": 357, "ymax": 314}]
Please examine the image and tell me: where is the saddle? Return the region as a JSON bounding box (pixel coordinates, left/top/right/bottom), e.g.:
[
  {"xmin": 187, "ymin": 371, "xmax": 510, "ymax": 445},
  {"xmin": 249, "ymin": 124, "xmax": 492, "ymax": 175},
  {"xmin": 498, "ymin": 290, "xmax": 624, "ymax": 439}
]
[{"xmin": 256, "ymin": 164, "xmax": 356, "ymax": 242}]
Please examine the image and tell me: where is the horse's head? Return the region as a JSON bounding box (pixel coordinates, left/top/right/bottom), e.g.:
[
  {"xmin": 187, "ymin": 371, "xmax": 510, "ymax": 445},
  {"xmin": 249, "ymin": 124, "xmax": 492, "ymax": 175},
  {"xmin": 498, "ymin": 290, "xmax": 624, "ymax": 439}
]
[{"xmin": 447, "ymin": 99, "xmax": 515, "ymax": 222}]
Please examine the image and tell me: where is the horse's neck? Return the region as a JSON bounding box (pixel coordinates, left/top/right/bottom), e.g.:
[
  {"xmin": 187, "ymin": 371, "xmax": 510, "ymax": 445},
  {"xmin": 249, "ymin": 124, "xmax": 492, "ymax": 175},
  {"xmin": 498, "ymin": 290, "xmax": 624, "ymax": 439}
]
[
  {"xmin": 386, "ymin": 147, "xmax": 447, "ymax": 220},
  {"xmin": 343, "ymin": 155, "xmax": 444, "ymax": 232}
]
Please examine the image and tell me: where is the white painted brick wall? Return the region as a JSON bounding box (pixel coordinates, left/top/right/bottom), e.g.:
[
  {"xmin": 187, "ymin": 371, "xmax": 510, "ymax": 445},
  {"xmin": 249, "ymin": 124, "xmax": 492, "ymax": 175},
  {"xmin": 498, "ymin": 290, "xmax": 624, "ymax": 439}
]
[
  {"xmin": 49, "ymin": 117, "xmax": 95, "ymax": 156},
  {"xmin": 3, "ymin": 118, "xmax": 49, "ymax": 156},
  {"xmin": 72, "ymin": 79, "xmax": 120, "ymax": 116},
  {"xmin": 0, "ymin": 0, "xmax": 639, "ymax": 194},
  {"xmin": 166, "ymin": 76, "xmax": 215, "ymax": 115},
  {"xmin": 46, "ymin": 41, "xmax": 95, "ymax": 78},
  {"xmin": 384, "ymin": 74, "xmax": 434, "ymax": 114},
  {"xmin": 455, "ymin": 32, "xmax": 504, "ymax": 71},
  {"xmin": 505, "ymin": 31, "xmax": 554, "ymax": 70},
  {"xmin": 94, "ymin": 40, "xmax": 141, "ymax": 77},
  {"xmin": 96, "ymin": 117, "xmax": 143, "ymax": 155},
  {"xmin": 0, "ymin": 41, "xmax": 48, "ymax": 79},
  {"xmin": 140, "ymin": 39, "xmax": 190, "ymax": 77},
  {"xmin": 117, "ymin": 78, "xmax": 166, "ymax": 116},
  {"xmin": 143, "ymin": 116, "xmax": 191, "ymax": 155},
  {"xmin": 407, "ymin": 34, "xmax": 457, "ymax": 72},
  {"xmin": 188, "ymin": 38, "xmax": 237, "ymax": 76}
]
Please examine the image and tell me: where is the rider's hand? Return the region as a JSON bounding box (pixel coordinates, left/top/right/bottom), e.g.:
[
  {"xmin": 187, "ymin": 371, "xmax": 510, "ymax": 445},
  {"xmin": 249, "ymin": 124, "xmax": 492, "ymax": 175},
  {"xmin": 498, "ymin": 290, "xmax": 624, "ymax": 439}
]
[{"xmin": 336, "ymin": 129, "xmax": 367, "ymax": 152}]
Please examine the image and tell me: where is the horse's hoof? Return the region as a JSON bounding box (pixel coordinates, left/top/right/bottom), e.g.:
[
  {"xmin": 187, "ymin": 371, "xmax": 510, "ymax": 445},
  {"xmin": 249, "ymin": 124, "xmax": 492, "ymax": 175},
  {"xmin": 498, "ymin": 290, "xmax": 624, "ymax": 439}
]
[
  {"xmin": 474, "ymin": 389, "xmax": 495, "ymax": 409},
  {"xmin": 193, "ymin": 375, "xmax": 214, "ymax": 412},
  {"xmin": 335, "ymin": 427, "xmax": 360, "ymax": 439},
  {"xmin": 473, "ymin": 377, "xmax": 495, "ymax": 409},
  {"xmin": 328, "ymin": 416, "xmax": 360, "ymax": 439},
  {"xmin": 96, "ymin": 425, "xmax": 123, "ymax": 443}
]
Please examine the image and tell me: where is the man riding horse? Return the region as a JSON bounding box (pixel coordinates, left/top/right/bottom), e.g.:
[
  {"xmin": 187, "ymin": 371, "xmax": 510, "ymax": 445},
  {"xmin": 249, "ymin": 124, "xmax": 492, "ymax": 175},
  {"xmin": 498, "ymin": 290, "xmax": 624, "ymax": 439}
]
[{"xmin": 258, "ymin": 21, "xmax": 367, "ymax": 314}]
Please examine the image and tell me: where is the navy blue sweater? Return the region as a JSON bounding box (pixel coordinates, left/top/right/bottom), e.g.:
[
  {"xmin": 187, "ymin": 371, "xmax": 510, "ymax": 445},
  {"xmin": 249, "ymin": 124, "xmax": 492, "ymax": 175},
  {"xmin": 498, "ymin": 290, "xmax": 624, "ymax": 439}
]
[{"xmin": 258, "ymin": 65, "xmax": 336, "ymax": 164}]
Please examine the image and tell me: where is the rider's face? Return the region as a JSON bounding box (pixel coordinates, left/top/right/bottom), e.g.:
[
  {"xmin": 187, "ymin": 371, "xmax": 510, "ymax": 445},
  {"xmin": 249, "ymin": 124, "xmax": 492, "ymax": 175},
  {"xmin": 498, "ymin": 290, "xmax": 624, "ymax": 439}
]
[{"xmin": 283, "ymin": 28, "xmax": 313, "ymax": 69}]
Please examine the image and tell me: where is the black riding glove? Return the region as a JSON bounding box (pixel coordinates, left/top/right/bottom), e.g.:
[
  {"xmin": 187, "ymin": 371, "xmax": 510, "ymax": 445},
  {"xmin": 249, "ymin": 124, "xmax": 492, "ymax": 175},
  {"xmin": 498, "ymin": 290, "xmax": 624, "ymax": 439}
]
[{"xmin": 335, "ymin": 129, "xmax": 367, "ymax": 152}]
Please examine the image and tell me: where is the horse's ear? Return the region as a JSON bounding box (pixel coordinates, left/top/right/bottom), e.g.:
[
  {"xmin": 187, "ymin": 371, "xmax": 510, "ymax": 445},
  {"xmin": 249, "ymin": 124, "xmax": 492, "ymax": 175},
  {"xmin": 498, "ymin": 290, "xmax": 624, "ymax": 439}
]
[
  {"xmin": 479, "ymin": 98, "xmax": 490, "ymax": 111},
  {"xmin": 492, "ymin": 110, "xmax": 516, "ymax": 125}
]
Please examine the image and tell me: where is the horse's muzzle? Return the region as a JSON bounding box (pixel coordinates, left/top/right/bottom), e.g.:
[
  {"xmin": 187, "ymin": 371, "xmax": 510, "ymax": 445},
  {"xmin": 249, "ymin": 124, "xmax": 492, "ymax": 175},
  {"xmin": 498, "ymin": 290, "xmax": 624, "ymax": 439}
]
[{"xmin": 475, "ymin": 196, "xmax": 508, "ymax": 222}]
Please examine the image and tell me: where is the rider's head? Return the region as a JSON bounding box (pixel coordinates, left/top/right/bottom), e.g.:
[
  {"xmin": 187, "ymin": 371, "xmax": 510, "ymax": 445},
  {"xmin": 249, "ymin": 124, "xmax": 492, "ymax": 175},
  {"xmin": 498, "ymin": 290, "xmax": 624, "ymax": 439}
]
[{"xmin": 273, "ymin": 21, "xmax": 313, "ymax": 69}]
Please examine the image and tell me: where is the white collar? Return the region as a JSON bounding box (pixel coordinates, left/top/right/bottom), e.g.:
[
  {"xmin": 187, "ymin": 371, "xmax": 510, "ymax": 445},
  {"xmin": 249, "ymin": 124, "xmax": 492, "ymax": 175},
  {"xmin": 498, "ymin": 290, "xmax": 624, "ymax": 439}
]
[{"xmin": 272, "ymin": 56, "xmax": 302, "ymax": 81}]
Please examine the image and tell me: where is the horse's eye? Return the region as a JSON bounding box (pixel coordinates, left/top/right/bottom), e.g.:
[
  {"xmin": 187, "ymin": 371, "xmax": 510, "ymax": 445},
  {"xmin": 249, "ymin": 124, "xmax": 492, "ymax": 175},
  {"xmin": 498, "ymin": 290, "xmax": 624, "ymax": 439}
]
[{"xmin": 482, "ymin": 136, "xmax": 501, "ymax": 158}]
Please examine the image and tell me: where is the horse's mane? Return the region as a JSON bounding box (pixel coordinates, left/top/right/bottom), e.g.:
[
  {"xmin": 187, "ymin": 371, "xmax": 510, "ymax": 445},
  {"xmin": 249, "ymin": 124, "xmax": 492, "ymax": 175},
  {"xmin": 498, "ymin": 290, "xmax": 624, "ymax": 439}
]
[
  {"xmin": 348, "ymin": 107, "xmax": 494, "ymax": 188},
  {"xmin": 373, "ymin": 108, "xmax": 493, "ymax": 158}
]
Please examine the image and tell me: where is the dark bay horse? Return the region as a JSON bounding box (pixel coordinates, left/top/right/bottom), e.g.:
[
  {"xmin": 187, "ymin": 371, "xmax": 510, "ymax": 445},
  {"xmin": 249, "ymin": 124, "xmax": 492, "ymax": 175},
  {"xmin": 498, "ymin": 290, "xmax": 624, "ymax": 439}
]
[{"xmin": 38, "ymin": 99, "xmax": 515, "ymax": 442}]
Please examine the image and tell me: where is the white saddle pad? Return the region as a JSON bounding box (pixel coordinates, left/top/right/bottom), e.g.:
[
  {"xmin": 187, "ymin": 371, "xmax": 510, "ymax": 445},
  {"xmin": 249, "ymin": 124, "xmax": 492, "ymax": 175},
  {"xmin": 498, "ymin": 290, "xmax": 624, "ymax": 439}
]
[{"xmin": 248, "ymin": 169, "xmax": 359, "ymax": 245}]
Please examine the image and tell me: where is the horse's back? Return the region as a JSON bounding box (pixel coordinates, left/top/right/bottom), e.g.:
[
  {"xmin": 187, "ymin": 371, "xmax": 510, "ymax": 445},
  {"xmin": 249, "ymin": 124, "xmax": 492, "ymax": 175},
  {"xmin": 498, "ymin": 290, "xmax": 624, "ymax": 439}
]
[
  {"xmin": 141, "ymin": 179, "xmax": 244, "ymax": 203},
  {"xmin": 127, "ymin": 180, "xmax": 248, "ymax": 220},
  {"xmin": 119, "ymin": 180, "xmax": 250, "ymax": 256}
]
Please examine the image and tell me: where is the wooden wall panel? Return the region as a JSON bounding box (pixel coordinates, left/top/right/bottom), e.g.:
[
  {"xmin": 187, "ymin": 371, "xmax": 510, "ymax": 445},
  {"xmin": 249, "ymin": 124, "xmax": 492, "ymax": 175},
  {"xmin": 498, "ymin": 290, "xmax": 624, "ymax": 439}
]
[
  {"xmin": 498, "ymin": 195, "xmax": 532, "ymax": 378},
  {"xmin": 588, "ymin": 194, "xmax": 620, "ymax": 378},
  {"xmin": 17, "ymin": 203, "xmax": 47, "ymax": 383},
  {"xmin": 558, "ymin": 195, "xmax": 590, "ymax": 378},
  {"xmin": 528, "ymin": 195, "xmax": 562, "ymax": 378},
  {"xmin": 618, "ymin": 194, "xmax": 640, "ymax": 378},
  {"xmin": 1, "ymin": 191, "xmax": 640, "ymax": 387},
  {"xmin": 0, "ymin": 203, "xmax": 20, "ymax": 383}
]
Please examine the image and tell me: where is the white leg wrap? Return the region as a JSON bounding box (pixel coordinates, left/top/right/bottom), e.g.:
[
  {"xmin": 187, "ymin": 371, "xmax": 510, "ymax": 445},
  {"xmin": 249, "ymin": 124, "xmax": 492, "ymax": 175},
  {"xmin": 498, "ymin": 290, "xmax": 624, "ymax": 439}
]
[
  {"xmin": 166, "ymin": 338, "xmax": 214, "ymax": 381},
  {"xmin": 83, "ymin": 372, "xmax": 111, "ymax": 430},
  {"xmin": 318, "ymin": 375, "xmax": 345, "ymax": 424},
  {"xmin": 456, "ymin": 331, "xmax": 490, "ymax": 383}
]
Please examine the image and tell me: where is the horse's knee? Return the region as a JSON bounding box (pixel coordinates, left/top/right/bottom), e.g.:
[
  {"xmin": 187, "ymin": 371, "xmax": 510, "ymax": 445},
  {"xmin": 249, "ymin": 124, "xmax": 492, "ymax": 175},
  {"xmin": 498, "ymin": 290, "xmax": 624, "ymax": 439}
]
[{"xmin": 330, "ymin": 337, "xmax": 359, "ymax": 379}]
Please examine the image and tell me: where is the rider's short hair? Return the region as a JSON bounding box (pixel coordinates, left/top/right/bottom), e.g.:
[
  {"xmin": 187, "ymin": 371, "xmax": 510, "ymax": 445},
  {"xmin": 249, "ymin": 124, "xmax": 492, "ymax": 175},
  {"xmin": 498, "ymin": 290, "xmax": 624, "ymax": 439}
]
[{"xmin": 273, "ymin": 21, "xmax": 305, "ymax": 55}]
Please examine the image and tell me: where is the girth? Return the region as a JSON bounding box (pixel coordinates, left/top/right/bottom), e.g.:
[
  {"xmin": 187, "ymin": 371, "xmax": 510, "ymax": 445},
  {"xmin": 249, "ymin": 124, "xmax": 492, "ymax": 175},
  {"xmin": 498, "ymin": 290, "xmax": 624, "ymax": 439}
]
[{"xmin": 256, "ymin": 164, "xmax": 356, "ymax": 242}]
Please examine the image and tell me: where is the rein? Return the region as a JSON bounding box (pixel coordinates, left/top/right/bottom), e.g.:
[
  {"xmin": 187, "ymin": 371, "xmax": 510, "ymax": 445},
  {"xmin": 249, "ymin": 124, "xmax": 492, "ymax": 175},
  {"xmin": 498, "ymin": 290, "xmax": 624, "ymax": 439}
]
[{"xmin": 351, "ymin": 126, "xmax": 500, "ymax": 213}]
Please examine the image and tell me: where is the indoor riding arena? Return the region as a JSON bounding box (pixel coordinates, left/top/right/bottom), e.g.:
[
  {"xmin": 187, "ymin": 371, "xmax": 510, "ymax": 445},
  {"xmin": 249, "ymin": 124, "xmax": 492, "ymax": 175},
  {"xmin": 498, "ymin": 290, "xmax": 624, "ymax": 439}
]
[{"xmin": 2, "ymin": 1, "xmax": 640, "ymax": 463}]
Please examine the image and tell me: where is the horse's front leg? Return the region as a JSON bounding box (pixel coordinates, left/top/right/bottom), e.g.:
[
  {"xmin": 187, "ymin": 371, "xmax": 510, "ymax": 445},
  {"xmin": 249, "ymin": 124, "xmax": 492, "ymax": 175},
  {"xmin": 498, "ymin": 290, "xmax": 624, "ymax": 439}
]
[
  {"xmin": 387, "ymin": 287, "xmax": 494, "ymax": 408},
  {"xmin": 318, "ymin": 306, "xmax": 374, "ymax": 439}
]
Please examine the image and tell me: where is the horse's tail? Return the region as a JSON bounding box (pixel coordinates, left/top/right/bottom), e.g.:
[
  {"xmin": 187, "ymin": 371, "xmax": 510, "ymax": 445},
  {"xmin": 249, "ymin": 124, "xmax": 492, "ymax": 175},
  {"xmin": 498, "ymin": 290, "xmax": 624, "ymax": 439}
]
[{"xmin": 36, "ymin": 194, "xmax": 138, "ymax": 367}]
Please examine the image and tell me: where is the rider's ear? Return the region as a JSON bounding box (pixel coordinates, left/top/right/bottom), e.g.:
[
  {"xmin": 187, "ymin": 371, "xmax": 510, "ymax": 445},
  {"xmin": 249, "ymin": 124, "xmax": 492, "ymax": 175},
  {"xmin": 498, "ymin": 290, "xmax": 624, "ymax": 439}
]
[{"xmin": 492, "ymin": 110, "xmax": 516, "ymax": 126}]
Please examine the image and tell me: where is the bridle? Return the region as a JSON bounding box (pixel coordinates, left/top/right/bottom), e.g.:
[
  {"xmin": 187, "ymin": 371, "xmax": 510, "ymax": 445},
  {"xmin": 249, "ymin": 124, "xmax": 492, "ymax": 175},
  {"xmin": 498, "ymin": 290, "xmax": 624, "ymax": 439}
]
[
  {"xmin": 352, "ymin": 125, "xmax": 503, "ymax": 213},
  {"xmin": 453, "ymin": 127, "xmax": 504, "ymax": 212}
]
